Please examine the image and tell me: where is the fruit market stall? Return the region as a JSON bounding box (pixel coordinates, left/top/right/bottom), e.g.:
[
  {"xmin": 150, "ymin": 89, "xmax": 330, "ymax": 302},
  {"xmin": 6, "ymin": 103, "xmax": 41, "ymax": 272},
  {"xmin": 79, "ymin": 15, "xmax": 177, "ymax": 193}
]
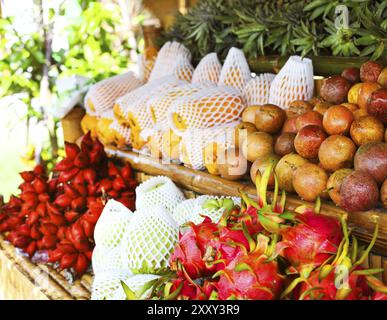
[{"xmin": 1, "ymin": 0, "xmax": 387, "ymax": 301}]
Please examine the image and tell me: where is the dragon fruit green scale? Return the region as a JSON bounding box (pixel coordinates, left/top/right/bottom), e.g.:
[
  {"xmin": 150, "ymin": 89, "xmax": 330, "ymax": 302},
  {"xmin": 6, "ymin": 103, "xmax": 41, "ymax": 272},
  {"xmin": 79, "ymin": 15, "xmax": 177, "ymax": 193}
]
[{"xmin": 121, "ymin": 205, "xmax": 179, "ymax": 274}]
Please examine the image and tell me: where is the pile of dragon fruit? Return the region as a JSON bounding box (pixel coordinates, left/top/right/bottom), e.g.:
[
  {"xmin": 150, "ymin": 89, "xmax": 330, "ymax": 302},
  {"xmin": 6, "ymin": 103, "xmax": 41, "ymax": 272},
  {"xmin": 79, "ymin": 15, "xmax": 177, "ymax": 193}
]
[
  {"xmin": 0, "ymin": 134, "xmax": 136, "ymax": 276},
  {"xmin": 91, "ymin": 164, "xmax": 387, "ymax": 300}
]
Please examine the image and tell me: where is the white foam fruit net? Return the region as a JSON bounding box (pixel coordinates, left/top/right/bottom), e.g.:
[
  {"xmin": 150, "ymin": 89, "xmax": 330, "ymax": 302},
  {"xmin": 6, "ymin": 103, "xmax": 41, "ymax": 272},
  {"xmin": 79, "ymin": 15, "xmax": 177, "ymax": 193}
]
[
  {"xmin": 135, "ymin": 176, "xmax": 185, "ymax": 212},
  {"xmin": 138, "ymin": 53, "xmax": 156, "ymax": 83},
  {"xmin": 168, "ymin": 86, "xmax": 245, "ymax": 135},
  {"xmin": 269, "ymin": 56, "xmax": 314, "ymax": 109},
  {"xmin": 192, "ymin": 52, "xmax": 222, "ymax": 85},
  {"xmin": 171, "ymin": 198, "xmax": 198, "ymax": 226},
  {"xmin": 148, "ymin": 41, "xmax": 192, "ymax": 83},
  {"xmin": 91, "ymin": 270, "xmax": 133, "ymax": 300},
  {"xmin": 94, "ymin": 199, "xmax": 133, "ymax": 250},
  {"xmin": 179, "ymin": 123, "xmax": 237, "ymax": 170},
  {"xmin": 243, "ymin": 73, "xmax": 276, "ymax": 106},
  {"xmin": 92, "ymin": 245, "xmax": 126, "ymax": 275},
  {"xmin": 121, "ymin": 206, "xmax": 179, "ymax": 274},
  {"xmin": 85, "ymin": 71, "xmax": 143, "ymax": 116},
  {"xmin": 114, "ymin": 76, "xmax": 188, "ymax": 148},
  {"xmin": 145, "ymin": 82, "xmax": 213, "ymax": 132},
  {"xmin": 190, "ymin": 195, "xmax": 241, "ymax": 224},
  {"xmin": 173, "ymin": 55, "xmax": 194, "ymax": 82},
  {"xmin": 218, "ymin": 47, "xmax": 251, "ymax": 94}
]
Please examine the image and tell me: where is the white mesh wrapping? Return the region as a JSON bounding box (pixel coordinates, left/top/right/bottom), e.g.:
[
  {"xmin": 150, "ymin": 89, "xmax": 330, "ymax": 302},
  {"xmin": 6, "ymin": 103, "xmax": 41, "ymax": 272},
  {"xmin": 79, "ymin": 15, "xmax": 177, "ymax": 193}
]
[
  {"xmin": 94, "ymin": 199, "xmax": 133, "ymax": 249},
  {"xmin": 243, "ymin": 73, "xmax": 276, "ymax": 106},
  {"xmin": 91, "ymin": 270, "xmax": 133, "ymax": 300},
  {"xmin": 138, "ymin": 54, "xmax": 155, "ymax": 83},
  {"xmin": 148, "ymin": 41, "xmax": 192, "ymax": 82},
  {"xmin": 218, "ymin": 47, "xmax": 251, "ymax": 94},
  {"xmin": 145, "ymin": 82, "xmax": 213, "ymax": 133},
  {"xmin": 135, "ymin": 176, "xmax": 185, "ymax": 212},
  {"xmin": 190, "ymin": 195, "xmax": 241, "ymax": 224},
  {"xmin": 172, "ymin": 198, "xmax": 198, "ymax": 226},
  {"xmin": 114, "ymin": 75, "xmax": 188, "ymax": 148},
  {"xmin": 179, "ymin": 123, "xmax": 237, "ymax": 170},
  {"xmin": 269, "ymin": 56, "xmax": 314, "ymax": 109},
  {"xmin": 168, "ymin": 86, "xmax": 245, "ymax": 135},
  {"xmin": 92, "ymin": 245, "xmax": 126, "ymax": 275},
  {"xmin": 121, "ymin": 206, "xmax": 179, "ymax": 274},
  {"xmin": 173, "ymin": 55, "xmax": 194, "ymax": 82},
  {"xmin": 192, "ymin": 52, "xmax": 222, "ymax": 85},
  {"xmin": 85, "ymin": 71, "xmax": 143, "ymax": 116}
]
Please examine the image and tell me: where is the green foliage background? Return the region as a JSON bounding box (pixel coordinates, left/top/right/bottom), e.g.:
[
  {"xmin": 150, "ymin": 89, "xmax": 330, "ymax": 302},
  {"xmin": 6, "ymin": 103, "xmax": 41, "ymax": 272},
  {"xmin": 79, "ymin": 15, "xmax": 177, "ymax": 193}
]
[{"xmin": 162, "ymin": 0, "xmax": 387, "ymax": 64}]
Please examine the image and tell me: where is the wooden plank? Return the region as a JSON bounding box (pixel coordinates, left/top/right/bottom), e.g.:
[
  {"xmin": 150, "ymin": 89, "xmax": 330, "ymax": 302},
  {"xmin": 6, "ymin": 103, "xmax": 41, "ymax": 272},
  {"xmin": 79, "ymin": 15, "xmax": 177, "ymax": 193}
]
[
  {"xmin": 0, "ymin": 234, "xmax": 91, "ymax": 300},
  {"xmin": 106, "ymin": 147, "xmax": 387, "ymax": 255}
]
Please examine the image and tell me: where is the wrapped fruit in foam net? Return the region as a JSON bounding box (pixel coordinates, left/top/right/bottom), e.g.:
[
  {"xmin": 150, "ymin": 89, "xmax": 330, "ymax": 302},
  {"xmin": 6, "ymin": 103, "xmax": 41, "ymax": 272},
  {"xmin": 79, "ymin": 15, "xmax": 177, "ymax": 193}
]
[
  {"xmin": 91, "ymin": 270, "xmax": 133, "ymax": 300},
  {"xmin": 172, "ymin": 195, "xmax": 241, "ymax": 226},
  {"xmin": 160, "ymin": 129, "xmax": 182, "ymax": 162},
  {"xmin": 179, "ymin": 123, "xmax": 237, "ymax": 170},
  {"xmin": 148, "ymin": 41, "xmax": 192, "ymax": 82},
  {"xmin": 218, "ymin": 47, "xmax": 251, "ymax": 94},
  {"xmin": 135, "ymin": 176, "xmax": 185, "ymax": 213},
  {"xmin": 114, "ymin": 75, "xmax": 187, "ymax": 150},
  {"xmin": 172, "ymin": 55, "xmax": 195, "ymax": 82},
  {"xmin": 94, "ymin": 199, "xmax": 132, "ymax": 250},
  {"xmin": 269, "ymin": 56, "xmax": 314, "ymax": 109},
  {"xmin": 138, "ymin": 53, "xmax": 156, "ymax": 83},
  {"xmin": 92, "ymin": 245, "xmax": 126, "ymax": 275},
  {"xmin": 145, "ymin": 82, "xmax": 212, "ymax": 133},
  {"xmin": 191, "ymin": 195, "xmax": 241, "ymax": 225},
  {"xmin": 121, "ymin": 205, "xmax": 179, "ymax": 274},
  {"xmin": 243, "ymin": 73, "xmax": 276, "ymax": 106},
  {"xmin": 84, "ymin": 71, "xmax": 143, "ymax": 116},
  {"xmin": 192, "ymin": 52, "xmax": 222, "ymax": 85},
  {"xmin": 168, "ymin": 86, "xmax": 245, "ymax": 135}
]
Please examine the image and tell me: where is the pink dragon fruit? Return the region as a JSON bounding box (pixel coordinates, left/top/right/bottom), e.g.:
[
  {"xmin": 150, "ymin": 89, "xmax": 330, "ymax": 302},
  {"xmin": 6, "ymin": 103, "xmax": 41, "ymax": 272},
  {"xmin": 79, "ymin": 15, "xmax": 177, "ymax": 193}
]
[
  {"xmin": 215, "ymin": 250, "xmax": 284, "ymax": 300},
  {"xmin": 276, "ymin": 211, "xmax": 343, "ymax": 277}
]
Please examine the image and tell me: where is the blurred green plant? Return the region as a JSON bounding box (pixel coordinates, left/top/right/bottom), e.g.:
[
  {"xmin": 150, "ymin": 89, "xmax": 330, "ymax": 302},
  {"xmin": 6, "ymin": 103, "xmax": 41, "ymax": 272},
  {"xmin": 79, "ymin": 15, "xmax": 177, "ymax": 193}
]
[{"xmin": 0, "ymin": 0, "xmax": 142, "ymax": 170}]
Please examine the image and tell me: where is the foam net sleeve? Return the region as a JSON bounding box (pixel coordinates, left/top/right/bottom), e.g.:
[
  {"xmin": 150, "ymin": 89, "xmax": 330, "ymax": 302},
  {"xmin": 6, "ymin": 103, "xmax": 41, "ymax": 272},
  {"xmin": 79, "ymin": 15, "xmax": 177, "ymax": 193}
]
[
  {"xmin": 92, "ymin": 245, "xmax": 126, "ymax": 275},
  {"xmin": 110, "ymin": 119, "xmax": 131, "ymax": 149},
  {"xmin": 179, "ymin": 123, "xmax": 237, "ymax": 170},
  {"xmin": 243, "ymin": 73, "xmax": 276, "ymax": 106},
  {"xmin": 138, "ymin": 53, "xmax": 155, "ymax": 83},
  {"xmin": 145, "ymin": 82, "xmax": 213, "ymax": 133},
  {"xmin": 171, "ymin": 198, "xmax": 198, "ymax": 226},
  {"xmin": 167, "ymin": 86, "xmax": 245, "ymax": 135},
  {"xmin": 218, "ymin": 47, "xmax": 251, "ymax": 94},
  {"xmin": 189, "ymin": 195, "xmax": 241, "ymax": 224},
  {"xmin": 135, "ymin": 176, "xmax": 185, "ymax": 212},
  {"xmin": 148, "ymin": 41, "xmax": 192, "ymax": 82},
  {"xmin": 91, "ymin": 270, "xmax": 133, "ymax": 300},
  {"xmin": 173, "ymin": 55, "xmax": 194, "ymax": 82},
  {"xmin": 84, "ymin": 71, "xmax": 143, "ymax": 116},
  {"xmin": 269, "ymin": 56, "xmax": 314, "ymax": 109},
  {"xmin": 121, "ymin": 206, "xmax": 179, "ymax": 274},
  {"xmin": 94, "ymin": 199, "xmax": 133, "ymax": 250},
  {"xmin": 114, "ymin": 75, "xmax": 188, "ymax": 149},
  {"xmin": 192, "ymin": 52, "xmax": 222, "ymax": 85}
]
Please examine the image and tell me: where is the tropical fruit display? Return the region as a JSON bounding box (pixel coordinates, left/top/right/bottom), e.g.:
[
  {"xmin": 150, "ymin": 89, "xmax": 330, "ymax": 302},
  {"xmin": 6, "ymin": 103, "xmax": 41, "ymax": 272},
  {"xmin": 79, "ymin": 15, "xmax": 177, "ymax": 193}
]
[{"xmin": 90, "ymin": 167, "xmax": 387, "ymax": 300}]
